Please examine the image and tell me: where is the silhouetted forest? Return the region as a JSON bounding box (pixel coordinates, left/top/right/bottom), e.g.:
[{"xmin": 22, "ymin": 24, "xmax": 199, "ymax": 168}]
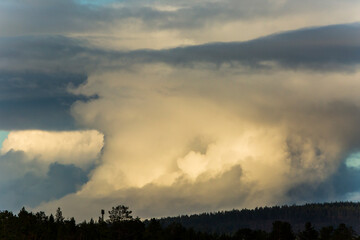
[
  {"xmin": 159, "ymin": 202, "xmax": 360, "ymax": 233},
  {"xmin": 1, "ymin": 202, "xmax": 360, "ymax": 239}
]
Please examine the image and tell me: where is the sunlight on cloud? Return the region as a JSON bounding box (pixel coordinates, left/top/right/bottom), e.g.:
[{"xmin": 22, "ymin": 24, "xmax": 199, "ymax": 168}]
[
  {"xmin": 1, "ymin": 130, "xmax": 104, "ymax": 170},
  {"xmin": 2, "ymin": 0, "xmax": 360, "ymax": 222},
  {"xmin": 36, "ymin": 63, "xmax": 360, "ymax": 220}
]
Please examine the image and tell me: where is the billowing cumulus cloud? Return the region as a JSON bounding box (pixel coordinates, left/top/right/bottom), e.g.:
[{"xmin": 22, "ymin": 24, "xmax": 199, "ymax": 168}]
[
  {"xmin": 33, "ymin": 62, "xmax": 360, "ymax": 220},
  {"xmin": 1, "ymin": 0, "xmax": 360, "ymax": 222},
  {"xmin": 4, "ymin": 24, "xmax": 360, "ymax": 220}
]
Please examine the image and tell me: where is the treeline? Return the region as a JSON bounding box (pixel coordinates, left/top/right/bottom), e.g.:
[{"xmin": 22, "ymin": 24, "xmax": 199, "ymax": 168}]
[
  {"xmin": 159, "ymin": 202, "xmax": 360, "ymax": 233},
  {"xmin": 1, "ymin": 204, "xmax": 360, "ymax": 240}
]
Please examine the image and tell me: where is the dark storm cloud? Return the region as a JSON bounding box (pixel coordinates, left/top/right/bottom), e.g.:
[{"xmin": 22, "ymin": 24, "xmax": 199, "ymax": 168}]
[
  {"xmin": 0, "ymin": 151, "xmax": 89, "ymax": 211},
  {"xmin": 1, "ymin": 23, "xmax": 359, "ymax": 130},
  {"xmin": 0, "ymin": 71, "xmax": 92, "ymax": 130},
  {"xmin": 0, "ymin": 36, "xmax": 97, "ymax": 130},
  {"xmin": 131, "ymin": 23, "xmax": 360, "ymax": 69},
  {"xmin": 13, "ymin": 163, "xmax": 88, "ymax": 207},
  {"xmin": 287, "ymin": 164, "xmax": 360, "ymax": 203},
  {"xmin": 0, "ymin": 0, "xmax": 112, "ymax": 36},
  {"xmin": 134, "ymin": 0, "xmax": 359, "ymax": 30},
  {"xmin": 283, "ymin": 101, "xmax": 360, "ymax": 203},
  {"xmin": 2, "ymin": 23, "xmax": 360, "ymax": 72},
  {"xmin": 0, "ymin": 0, "xmax": 357, "ymax": 35},
  {"xmin": 0, "ymin": 36, "xmax": 98, "ymax": 73},
  {"xmin": 284, "ymin": 102, "xmax": 360, "ymax": 202}
]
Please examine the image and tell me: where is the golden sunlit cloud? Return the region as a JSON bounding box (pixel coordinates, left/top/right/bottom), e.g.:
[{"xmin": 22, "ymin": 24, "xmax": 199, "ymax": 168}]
[
  {"xmin": 1, "ymin": 0, "xmax": 360, "ymax": 221},
  {"xmin": 31, "ymin": 64, "xmax": 360, "ymax": 220},
  {"xmin": 1, "ymin": 130, "xmax": 104, "ymax": 171}
]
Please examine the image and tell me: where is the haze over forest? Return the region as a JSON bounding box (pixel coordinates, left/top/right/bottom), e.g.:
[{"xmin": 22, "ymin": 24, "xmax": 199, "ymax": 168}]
[{"xmin": 0, "ymin": 0, "xmax": 360, "ymax": 221}]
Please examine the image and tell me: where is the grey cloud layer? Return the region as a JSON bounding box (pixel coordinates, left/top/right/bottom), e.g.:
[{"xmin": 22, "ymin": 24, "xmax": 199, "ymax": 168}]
[
  {"xmin": 2, "ymin": 23, "xmax": 359, "ymax": 72},
  {"xmin": 0, "ymin": 71, "xmax": 91, "ymax": 130},
  {"xmin": 0, "ymin": 23, "xmax": 359, "ymax": 129},
  {"xmin": 0, "ymin": 0, "xmax": 357, "ymax": 36},
  {"xmin": 0, "ymin": 151, "xmax": 89, "ymax": 211},
  {"xmin": 287, "ymin": 164, "xmax": 360, "ymax": 203},
  {"xmin": 129, "ymin": 23, "xmax": 360, "ymax": 69},
  {"xmin": 0, "ymin": 36, "xmax": 99, "ymax": 130}
]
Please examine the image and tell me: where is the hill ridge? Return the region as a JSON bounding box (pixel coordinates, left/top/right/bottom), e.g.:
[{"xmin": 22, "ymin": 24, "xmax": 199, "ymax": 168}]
[{"xmin": 158, "ymin": 202, "xmax": 360, "ymax": 233}]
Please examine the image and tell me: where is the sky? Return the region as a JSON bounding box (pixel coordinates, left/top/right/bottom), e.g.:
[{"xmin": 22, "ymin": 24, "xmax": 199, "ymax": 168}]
[
  {"xmin": 1, "ymin": 0, "xmax": 360, "ymax": 221},
  {"xmin": 0, "ymin": 131, "xmax": 8, "ymax": 149}
]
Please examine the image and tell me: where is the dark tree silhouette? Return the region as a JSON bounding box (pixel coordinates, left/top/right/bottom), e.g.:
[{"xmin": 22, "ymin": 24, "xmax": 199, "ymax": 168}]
[
  {"xmin": 332, "ymin": 223, "xmax": 357, "ymax": 240},
  {"xmin": 319, "ymin": 226, "xmax": 334, "ymax": 240},
  {"xmin": 269, "ymin": 221, "xmax": 295, "ymax": 240},
  {"xmin": 108, "ymin": 205, "xmax": 133, "ymax": 223},
  {"xmin": 298, "ymin": 222, "xmax": 319, "ymax": 240},
  {"xmin": 234, "ymin": 228, "xmax": 267, "ymax": 240},
  {"xmin": 55, "ymin": 207, "xmax": 65, "ymax": 223},
  {"xmin": 0, "ymin": 203, "xmax": 360, "ymax": 240}
]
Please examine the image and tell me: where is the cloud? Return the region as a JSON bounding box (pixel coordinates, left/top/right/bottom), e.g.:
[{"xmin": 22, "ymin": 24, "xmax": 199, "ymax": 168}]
[
  {"xmin": 0, "ymin": 130, "xmax": 103, "ymax": 212},
  {"xmin": 124, "ymin": 23, "xmax": 360, "ymax": 70},
  {"xmin": 1, "ymin": 0, "xmax": 360, "ymax": 49},
  {"xmin": 1, "ymin": 0, "xmax": 360, "ymax": 220},
  {"xmin": 35, "ymin": 165, "xmax": 254, "ymax": 220},
  {"xmin": 0, "ymin": 151, "xmax": 37, "ymax": 183},
  {"xmin": 9, "ymin": 22, "xmax": 357, "ymax": 218},
  {"xmin": 1, "ymin": 130, "xmax": 104, "ymax": 170},
  {"xmin": 0, "ymin": 36, "xmax": 96, "ymax": 130},
  {"xmin": 0, "ymin": 158, "xmax": 89, "ymax": 211},
  {"xmin": 0, "ymin": 36, "xmax": 97, "ymax": 73},
  {"xmin": 287, "ymin": 164, "xmax": 360, "ymax": 203},
  {"xmin": 32, "ymin": 61, "xmax": 358, "ymax": 220},
  {"xmin": 1, "ymin": 23, "xmax": 358, "ymax": 131},
  {"xmin": 35, "ymin": 159, "xmax": 360, "ymax": 221},
  {"xmin": 1, "ymin": 23, "xmax": 360, "ymax": 73},
  {"xmin": 0, "ymin": 71, "xmax": 91, "ymax": 130}
]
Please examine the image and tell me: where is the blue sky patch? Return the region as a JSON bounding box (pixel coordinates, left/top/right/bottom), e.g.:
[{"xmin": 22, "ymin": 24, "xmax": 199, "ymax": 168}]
[
  {"xmin": 0, "ymin": 131, "xmax": 9, "ymax": 149},
  {"xmin": 346, "ymin": 153, "xmax": 360, "ymax": 168}
]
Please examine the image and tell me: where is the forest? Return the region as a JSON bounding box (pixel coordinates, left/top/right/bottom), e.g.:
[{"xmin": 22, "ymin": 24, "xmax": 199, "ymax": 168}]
[
  {"xmin": 0, "ymin": 202, "xmax": 360, "ymax": 239},
  {"xmin": 159, "ymin": 202, "xmax": 360, "ymax": 233}
]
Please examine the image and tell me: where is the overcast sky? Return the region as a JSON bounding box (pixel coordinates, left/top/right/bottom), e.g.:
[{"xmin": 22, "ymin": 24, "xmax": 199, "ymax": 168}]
[{"xmin": 1, "ymin": 0, "xmax": 360, "ymax": 221}]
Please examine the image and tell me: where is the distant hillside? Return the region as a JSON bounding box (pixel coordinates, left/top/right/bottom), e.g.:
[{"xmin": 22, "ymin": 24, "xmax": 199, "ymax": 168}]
[{"xmin": 158, "ymin": 202, "xmax": 360, "ymax": 234}]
